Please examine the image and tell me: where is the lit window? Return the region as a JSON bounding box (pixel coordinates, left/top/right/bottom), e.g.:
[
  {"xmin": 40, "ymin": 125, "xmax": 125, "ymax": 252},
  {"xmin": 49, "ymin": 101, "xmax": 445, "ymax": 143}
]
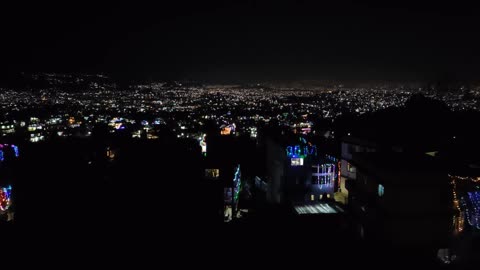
[
  {"xmin": 347, "ymin": 163, "xmax": 356, "ymax": 173},
  {"xmin": 291, "ymin": 158, "xmax": 304, "ymax": 166},
  {"xmin": 205, "ymin": 169, "xmax": 220, "ymax": 179}
]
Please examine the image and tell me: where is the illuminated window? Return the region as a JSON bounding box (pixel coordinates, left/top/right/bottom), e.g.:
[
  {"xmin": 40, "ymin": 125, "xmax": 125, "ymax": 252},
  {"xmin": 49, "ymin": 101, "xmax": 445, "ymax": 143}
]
[
  {"xmin": 378, "ymin": 184, "xmax": 385, "ymax": 197},
  {"xmin": 310, "ymin": 194, "xmax": 315, "ymax": 201},
  {"xmin": 291, "ymin": 158, "xmax": 304, "ymax": 166},
  {"xmin": 347, "ymin": 163, "xmax": 356, "ymax": 173},
  {"xmin": 205, "ymin": 169, "xmax": 220, "ymax": 179}
]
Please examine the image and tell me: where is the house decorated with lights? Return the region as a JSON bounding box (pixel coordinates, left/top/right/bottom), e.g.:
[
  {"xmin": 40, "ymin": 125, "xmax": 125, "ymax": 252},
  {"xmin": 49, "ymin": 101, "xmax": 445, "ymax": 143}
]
[{"xmin": 0, "ymin": 143, "xmax": 19, "ymax": 222}]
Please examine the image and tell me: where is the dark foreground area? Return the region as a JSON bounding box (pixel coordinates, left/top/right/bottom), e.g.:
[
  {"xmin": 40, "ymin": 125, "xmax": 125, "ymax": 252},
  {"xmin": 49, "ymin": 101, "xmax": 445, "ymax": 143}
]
[{"xmin": 0, "ymin": 140, "xmax": 477, "ymax": 268}]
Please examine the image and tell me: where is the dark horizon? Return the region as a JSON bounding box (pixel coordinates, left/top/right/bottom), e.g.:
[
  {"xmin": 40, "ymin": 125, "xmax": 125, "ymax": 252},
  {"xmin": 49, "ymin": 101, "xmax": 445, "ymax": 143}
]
[
  {"xmin": 2, "ymin": 71, "xmax": 478, "ymax": 89},
  {"xmin": 2, "ymin": 1, "xmax": 480, "ymax": 83}
]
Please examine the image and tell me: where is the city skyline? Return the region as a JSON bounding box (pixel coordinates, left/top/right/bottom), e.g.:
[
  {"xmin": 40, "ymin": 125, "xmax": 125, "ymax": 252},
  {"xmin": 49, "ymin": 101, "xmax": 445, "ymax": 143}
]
[{"xmin": 1, "ymin": 1, "xmax": 480, "ymax": 266}]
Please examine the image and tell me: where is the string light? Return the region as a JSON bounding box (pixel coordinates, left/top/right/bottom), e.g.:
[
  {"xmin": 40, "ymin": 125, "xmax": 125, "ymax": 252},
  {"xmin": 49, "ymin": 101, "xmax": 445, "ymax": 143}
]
[
  {"xmin": 451, "ymin": 175, "xmax": 480, "ymax": 232},
  {"xmin": 0, "ymin": 185, "xmax": 12, "ymax": 211},
  {"xmin": 313, "ymin": 163, "xmax": 336, "ymax": 185},
  {"xmin": 286, "ymin": 144, "xmax": 317, "ymax": 158},
  {"xmin": 449, "ymin": 174, "xmax": 480, "ymax": 183},
  {"xmin": 0, "ymin": 144, "xmax": 20, "ymax": 161},
  {"xmin": 464, "ymin": 192, "xmax": 480, "ymax": 229},
  {"xmin": 233, "ymin": 165, "xmax": 241, "ymax": 202},
  {"xmin": 12, "ymin": 145, "xmax": 19, "ymax": 157},
  {"xmin": 338, "ymin": 161, "xmax": 342, "ymax": 190}
]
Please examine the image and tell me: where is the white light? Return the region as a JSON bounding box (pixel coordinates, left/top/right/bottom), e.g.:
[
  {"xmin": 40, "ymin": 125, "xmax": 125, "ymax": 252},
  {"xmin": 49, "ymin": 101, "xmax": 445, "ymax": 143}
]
[{"xmin": 294, "ymin": 203, "xmax": 340, "ymax": 214}]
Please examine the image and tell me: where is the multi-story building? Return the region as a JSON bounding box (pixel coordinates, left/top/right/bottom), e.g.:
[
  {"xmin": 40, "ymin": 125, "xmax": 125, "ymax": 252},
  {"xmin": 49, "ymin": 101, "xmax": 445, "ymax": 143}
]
[
  {"xmin": 346, "ymin": 151, "xmax": 453, "ymax": 248},
  {"xmin": 0, "ymin": 143, "xmax": 19, "ymax": 223},
  {"xmin": 204, "ymin": 132, "xmax": 244, "ymax": 223},
  {"xmin": 263, "ymin": 135, "xmax": 342, "ymax": 205},
  {"xmin": 340, "ymin": 136, "xmax": 379, "ymax": 204}
]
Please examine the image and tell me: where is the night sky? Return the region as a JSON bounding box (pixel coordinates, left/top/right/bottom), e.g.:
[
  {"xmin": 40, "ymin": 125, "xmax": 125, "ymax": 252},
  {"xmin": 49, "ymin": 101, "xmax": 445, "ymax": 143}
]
[{"xmin": 2, "ymin": 1, "xmax": 480, "ymax": 82}]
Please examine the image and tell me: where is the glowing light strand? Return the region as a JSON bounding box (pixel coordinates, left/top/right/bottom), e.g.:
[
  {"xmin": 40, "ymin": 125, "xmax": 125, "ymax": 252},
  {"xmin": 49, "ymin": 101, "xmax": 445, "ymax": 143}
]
[
  {"xmin": 464, "ymin": 192, "xmax": 480, "ymax": 229},
  {"xmin": 286, "ymin": 144, "xmax": 317, "ymax": 158},
  {"xmin": 0, "ymin": 185, "xmax": 12, "ymax": 211},
  {"xmin": 12, "ymin": 145, "xmax": 19, "ymax": 157},
  {"xmin": 233, "ymin": 165, "xmax": 241, "ymax": 202},
  {"xmin": 0, "ymin": 144, "xmax": 20, "ymax": 160},
  {"xmin": 450, "ymin": 175, "xmax": 480, "ymax": 232}
]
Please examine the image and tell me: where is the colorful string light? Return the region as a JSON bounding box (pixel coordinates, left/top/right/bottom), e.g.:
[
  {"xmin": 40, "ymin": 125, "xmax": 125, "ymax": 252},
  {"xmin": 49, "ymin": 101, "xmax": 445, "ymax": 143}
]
[
  {"xmin": 451, "ymin": 175, "xmax": 480, "ymax": 232},
  {"xmin": 286, "ymin": 144, "xmax": 317, "ymax": 158},
  {"xmin": 233, "ymin": 165, "xmax": 241, "ymax": 202},
  {"xmin": 12, "ymin": 145, "xmax": 19, "ymax": 157},
  {"xmin": 0, "ymin": 144, "xmax": 20, "ymax": 161},
  {"xmin": 464, "ymin": 192, "xmax": 480, "ymax": 229},
  {"xmin": 0, "ymin": 185, "xmax": 12, "ymax": 211},
  {"xmin": 313, "ymin": 163, "xmax": 336, "ymax": 185}
]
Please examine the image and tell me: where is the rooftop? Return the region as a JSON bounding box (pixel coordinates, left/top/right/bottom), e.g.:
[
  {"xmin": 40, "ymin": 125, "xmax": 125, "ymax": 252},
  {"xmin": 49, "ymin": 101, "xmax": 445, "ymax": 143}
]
[{"xmin": 352, "ymin": 152, "xmax": 450, "ymax": 185}]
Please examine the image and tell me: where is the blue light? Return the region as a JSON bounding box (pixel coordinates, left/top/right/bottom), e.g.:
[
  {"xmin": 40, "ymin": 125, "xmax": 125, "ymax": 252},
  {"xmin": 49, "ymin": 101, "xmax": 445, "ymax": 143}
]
[
  {"xmin": 12, "ymin": 145, "xmax": 19, "ymax": 157},
  {"xmin": 378, "ymin": 184, "xmax": 385, "ymax": 197},
  {"xmin": 0, "ymin": 185, "xmax": 12, "ymax": 211},
  {"xmin": 465, "ymin": 191, "xmax": 480, "ymax": 229},
  {"xmin": 232, "ymin": 165, "xmax": 241, "ymax": 202},
  {"xmin": 294, "ymin": 145, "xmax": 301, "ymax": 157},
  {"xmin": 0, "ymin": 150, "xmax": 3, "ymax": 162},
  {"xmin": 305, "ymin": 145, "xmax": 317, "ymax": 156},
  {"xmin": 287, "ymin": 144, "xmax": 317, "ymax": 158},
  {"xmin": 286, "ymin": 146, "xmax": 293, "ymax": 157}
]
